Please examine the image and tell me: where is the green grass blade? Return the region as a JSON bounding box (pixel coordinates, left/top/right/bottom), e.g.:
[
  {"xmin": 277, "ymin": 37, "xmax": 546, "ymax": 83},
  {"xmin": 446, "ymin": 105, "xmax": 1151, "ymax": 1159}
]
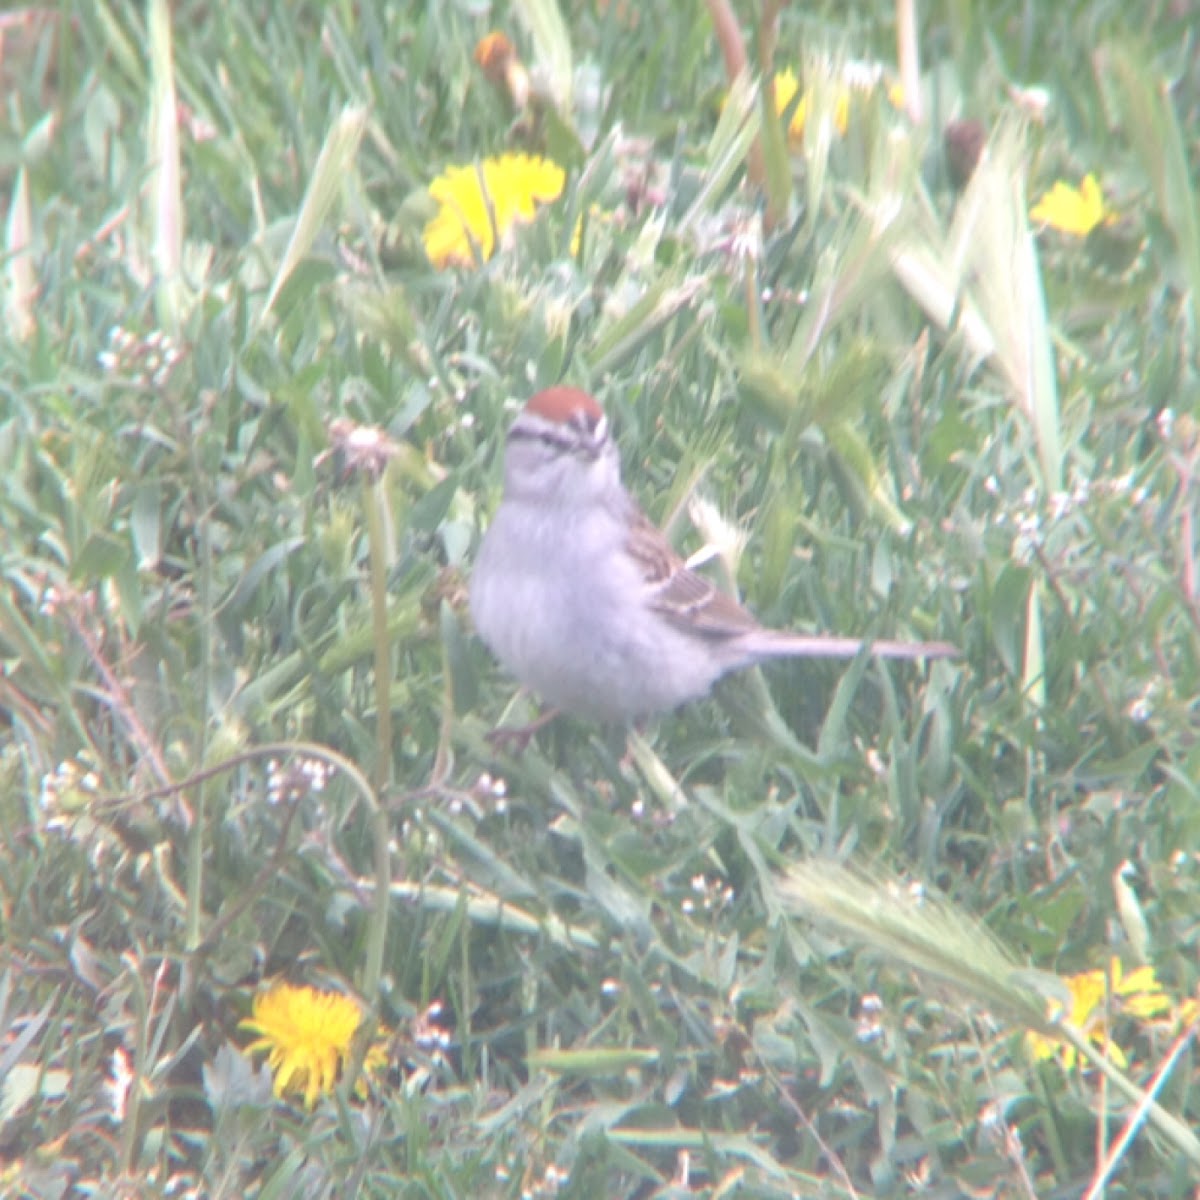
[{"xmin": 260, "ymin": 104, "xmax": 368, "ymax": 324}]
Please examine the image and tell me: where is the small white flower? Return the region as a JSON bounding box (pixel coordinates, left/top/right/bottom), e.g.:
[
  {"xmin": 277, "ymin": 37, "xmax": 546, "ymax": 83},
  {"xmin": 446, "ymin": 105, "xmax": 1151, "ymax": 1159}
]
[
  {"xmin": 1009, "ymin": 84, "xmax": 1051, "ymax": 122},
  {"xmin": 843, "ymin": 59, "xmax": 885, "ymax": 91},
  {"xmin": 728, "ymin": 213, "xmax": 763, "ymax": 262}
]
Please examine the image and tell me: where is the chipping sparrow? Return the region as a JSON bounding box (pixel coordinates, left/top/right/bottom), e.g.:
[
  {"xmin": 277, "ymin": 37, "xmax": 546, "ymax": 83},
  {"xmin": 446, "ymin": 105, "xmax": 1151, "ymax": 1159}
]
[{"xmin": 470, "ymin": 387, "xmax": 955, "ymax": 723}]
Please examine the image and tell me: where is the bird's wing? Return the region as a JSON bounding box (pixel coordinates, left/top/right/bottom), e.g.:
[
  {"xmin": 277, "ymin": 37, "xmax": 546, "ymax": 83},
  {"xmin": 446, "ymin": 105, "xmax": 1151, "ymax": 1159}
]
[
  {"xmin": 624, "ymin": 505, "xmax": 958, "ymax": 660},
  {"xmin": 626, "ymin": 508, "xmax": 760, "ymax": 640}
]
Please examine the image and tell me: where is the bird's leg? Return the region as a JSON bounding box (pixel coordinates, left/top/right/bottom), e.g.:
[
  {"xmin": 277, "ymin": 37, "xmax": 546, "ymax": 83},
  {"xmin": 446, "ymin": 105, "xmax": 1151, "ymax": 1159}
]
[{"xmin": 484, "ymin": 706, "xmax": 562, "ymax": 755}]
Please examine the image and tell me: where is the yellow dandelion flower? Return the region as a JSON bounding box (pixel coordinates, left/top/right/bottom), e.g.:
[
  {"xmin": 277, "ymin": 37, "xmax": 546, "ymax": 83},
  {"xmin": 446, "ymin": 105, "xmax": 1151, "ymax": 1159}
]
[
  {"xmin": 1027, "ymin": 967, "xmax": 1104, "ymax": 1067},
  {"xmin": 772, "ymin": 67, "xmax": 808, "ymax": 142},
  {"xmin": 1109, "ymin": 957, "xmax": 1171, "ymax": 1020},
  {"xmin": 241, "ymin": 982, "xmax": 367, "ymax": 1108},
  {"xmin": 1030, "ymin": 173, "xmax": 1113, "ymax": 237},
  {"xmin": 1177, "ymin": 996, "xmax": 1200, "ymax": 1029},
  {"xmin": 1026, "ymin": 957, "xmax": 1171, "ymax": 1070},
  {"xmin": 767, "ymin": 67, "xmax": 866, "ymax": 143},
  {"xmin": 423, "ymin": 154, "xmax": 566, "ymax": 269}
]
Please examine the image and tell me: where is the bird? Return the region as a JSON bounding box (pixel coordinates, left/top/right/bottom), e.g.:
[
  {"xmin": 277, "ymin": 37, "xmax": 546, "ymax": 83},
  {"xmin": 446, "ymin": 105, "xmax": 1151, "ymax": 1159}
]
[{"xmin": 470, "ymin": 386, "xmax": 956, "ymax": 724}]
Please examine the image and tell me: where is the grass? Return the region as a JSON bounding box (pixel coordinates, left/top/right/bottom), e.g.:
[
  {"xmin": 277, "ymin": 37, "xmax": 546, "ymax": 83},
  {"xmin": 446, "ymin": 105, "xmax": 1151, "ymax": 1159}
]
[{"xmin": 2, "ymin": 0, "xmax": 1199, "ymax": 1195}]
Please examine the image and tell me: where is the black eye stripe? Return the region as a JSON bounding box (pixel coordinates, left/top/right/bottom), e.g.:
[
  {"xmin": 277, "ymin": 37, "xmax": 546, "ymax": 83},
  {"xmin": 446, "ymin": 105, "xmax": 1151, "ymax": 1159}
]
[
  {"xmin": 510, "ymin": 415, "xmax": 607, "ymax": 456},
  {"xmin": 509, "ymin": 425, "xmax": 575, "ymax": 450}
]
